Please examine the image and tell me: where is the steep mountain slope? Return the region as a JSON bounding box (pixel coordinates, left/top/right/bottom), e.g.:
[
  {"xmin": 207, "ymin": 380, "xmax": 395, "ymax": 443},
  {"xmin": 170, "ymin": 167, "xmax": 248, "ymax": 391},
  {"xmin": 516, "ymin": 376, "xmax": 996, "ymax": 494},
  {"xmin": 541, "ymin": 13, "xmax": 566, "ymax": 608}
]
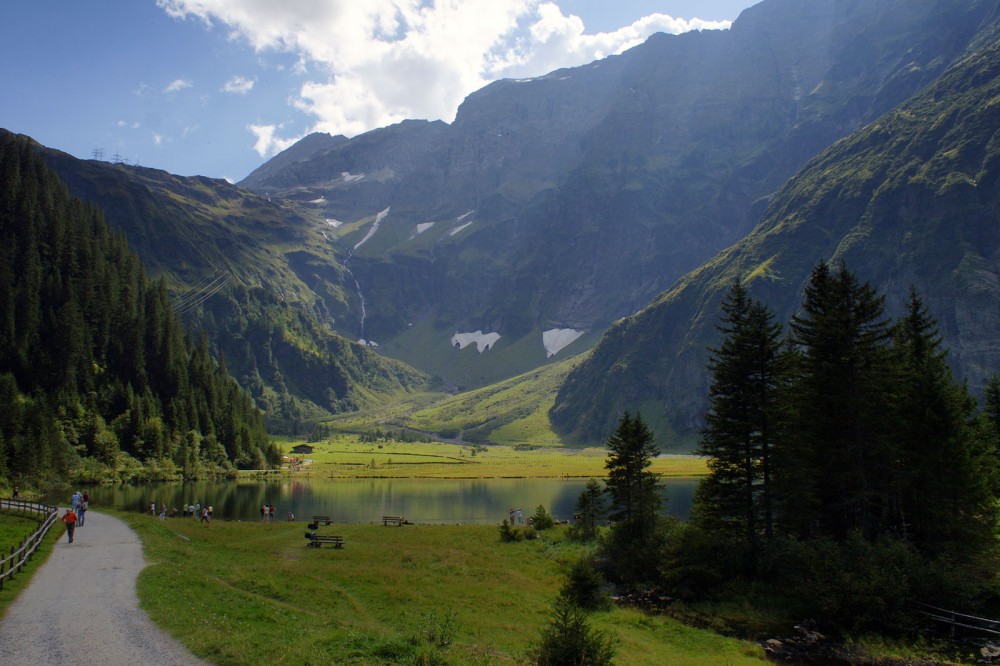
[
  {"xmin": 39, "ymin": 148, "xmax": 427, "ymax": 432},
  {"xmin": 552, "ymin": 7, "xmax": 1000, "ymax": 447},
  {"xmin": 0, "ymin": 131, "xmax": 275, "ymax": 480},
  {"xmin": 240, "ymin": 0, "xmax": 995, "ymax": 391}
]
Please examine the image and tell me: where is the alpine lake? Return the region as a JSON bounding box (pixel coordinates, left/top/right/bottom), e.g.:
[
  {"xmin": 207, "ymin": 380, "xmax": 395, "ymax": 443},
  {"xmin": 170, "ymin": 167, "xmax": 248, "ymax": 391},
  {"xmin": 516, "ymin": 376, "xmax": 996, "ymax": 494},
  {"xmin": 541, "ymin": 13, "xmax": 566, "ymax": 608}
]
[{"xmin": 85, "ymin": 477, "xmax": 699, "ymax": 524}]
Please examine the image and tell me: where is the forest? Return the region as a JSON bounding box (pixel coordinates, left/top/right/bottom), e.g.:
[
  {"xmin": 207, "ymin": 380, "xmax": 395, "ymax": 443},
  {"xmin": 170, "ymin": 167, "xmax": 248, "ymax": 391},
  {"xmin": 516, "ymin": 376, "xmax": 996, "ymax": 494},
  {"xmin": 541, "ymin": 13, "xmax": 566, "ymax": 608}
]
[
  {"xmin": 591, "ymin": 265, "xmax": 1000, "ymax": 633},
  {"xmin": 0, "ymin": 133, "xmax": 278, "ymax": 487}
]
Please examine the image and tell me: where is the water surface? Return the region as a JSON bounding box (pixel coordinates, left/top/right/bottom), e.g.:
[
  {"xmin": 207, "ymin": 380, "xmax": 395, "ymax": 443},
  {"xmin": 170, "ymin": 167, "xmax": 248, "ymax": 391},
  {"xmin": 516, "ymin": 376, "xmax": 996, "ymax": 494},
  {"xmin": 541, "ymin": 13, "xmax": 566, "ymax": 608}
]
[{"xmin": 86, "ymin": 477, "xmax": 699, "ymax": 524}]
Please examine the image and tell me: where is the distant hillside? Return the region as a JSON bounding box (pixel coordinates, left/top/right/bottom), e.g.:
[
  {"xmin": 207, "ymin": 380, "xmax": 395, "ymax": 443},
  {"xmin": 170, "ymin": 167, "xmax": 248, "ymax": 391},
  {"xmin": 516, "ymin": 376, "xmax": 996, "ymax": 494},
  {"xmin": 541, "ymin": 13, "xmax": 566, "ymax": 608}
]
[
  {"xmin": 0, "ymin": 131, "xmax": 275, "ymax": 482},
  {"xmin": 238, "ymin": 0, "xmax": 994, "ymax": 393},
  {"xmin": 552, "ymin": 7, "xmax": 1000, "ymax": 447},
  {"xmin": 40, "ymin": 147, "xmax": 427, "ymax": 434}
]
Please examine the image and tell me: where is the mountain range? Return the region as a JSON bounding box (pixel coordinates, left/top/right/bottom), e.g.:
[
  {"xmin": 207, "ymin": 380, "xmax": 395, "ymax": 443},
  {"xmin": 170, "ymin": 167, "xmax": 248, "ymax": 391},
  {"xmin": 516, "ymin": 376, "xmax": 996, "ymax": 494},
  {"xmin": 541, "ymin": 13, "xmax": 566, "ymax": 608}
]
[{"xmin": 23, "ymin": 0, "xmax": 1000, "ymax": 447}]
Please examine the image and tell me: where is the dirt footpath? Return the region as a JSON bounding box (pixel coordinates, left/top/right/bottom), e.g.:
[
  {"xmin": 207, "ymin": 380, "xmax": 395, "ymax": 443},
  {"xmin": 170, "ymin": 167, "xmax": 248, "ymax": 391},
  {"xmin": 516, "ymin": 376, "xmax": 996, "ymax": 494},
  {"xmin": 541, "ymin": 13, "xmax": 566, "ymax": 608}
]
[{"xmin": 0, "ymin": 509, "xmax": 211, "ymax": 666}]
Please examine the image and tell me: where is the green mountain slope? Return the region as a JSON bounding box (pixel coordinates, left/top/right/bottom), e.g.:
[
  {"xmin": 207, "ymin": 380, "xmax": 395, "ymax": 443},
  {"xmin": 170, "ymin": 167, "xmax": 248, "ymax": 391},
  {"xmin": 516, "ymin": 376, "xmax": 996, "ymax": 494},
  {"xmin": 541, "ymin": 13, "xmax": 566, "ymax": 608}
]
[
  {"xmin": 0, "ymin": 132, "xmax": 275, "ymax": 482},
  {"xmin": 552, "ymin": 11, "xmax": 1000, "ymax": 447},
  {"xmin": 239, "ymin": 0, "xmax": 996, "ymax": 396},
  {"xmin": 38, "ymin": 147, "xmax": 427, "ymax": 433}
]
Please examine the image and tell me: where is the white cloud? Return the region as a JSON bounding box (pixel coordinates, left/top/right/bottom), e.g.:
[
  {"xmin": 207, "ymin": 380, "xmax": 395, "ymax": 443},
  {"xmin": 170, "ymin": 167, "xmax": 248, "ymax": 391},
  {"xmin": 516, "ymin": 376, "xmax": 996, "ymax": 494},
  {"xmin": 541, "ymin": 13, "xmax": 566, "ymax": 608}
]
[
  {"xmin": 222, "ymin": 75, "xmax": 256, "ymax": 94},
  {"xmin": 157, "ymin": 0, "xmax": 730, "ymax": 147},
  {"xmin": 248, "ymin": 123, "xmax": 299, "ymax": 157},
  {"xmin": 164, "ymin": 78, "xmax": 193, "ymax": 93}
]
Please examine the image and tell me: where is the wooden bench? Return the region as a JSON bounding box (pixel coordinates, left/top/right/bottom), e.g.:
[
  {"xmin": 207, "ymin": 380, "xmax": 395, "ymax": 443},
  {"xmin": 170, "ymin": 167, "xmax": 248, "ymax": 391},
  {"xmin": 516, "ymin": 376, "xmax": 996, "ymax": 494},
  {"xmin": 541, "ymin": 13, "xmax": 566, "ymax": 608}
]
[
  {"xmin": 382, "ymin": 515, "xmax": 405, "ymax": 526},
  {"xmin": 304, "ymin": 533, "xmax": 344, "ymax": 549},
  {"xmin": 312, "ymin": 515, "xmax": 333, "ymax": 526}
]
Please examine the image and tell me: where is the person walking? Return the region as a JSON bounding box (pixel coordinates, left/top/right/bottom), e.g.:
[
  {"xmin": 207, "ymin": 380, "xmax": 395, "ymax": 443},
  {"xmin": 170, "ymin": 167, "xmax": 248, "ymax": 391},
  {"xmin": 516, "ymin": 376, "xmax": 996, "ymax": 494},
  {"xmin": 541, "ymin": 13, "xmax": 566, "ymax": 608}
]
[
  {"xmin": 77, "ymin": 498, "xmax": 88, "ymax": 526},
  {"xmin": 200, "ymin": 507, "xmax": 210, "ymax": 526},
  {"xmin": 61, "ymin": 508, "xmax": 78, "ymax": 544},
  {"xmin": 71, "ymin": 491, "xmax": 81, "ymax": 511}
]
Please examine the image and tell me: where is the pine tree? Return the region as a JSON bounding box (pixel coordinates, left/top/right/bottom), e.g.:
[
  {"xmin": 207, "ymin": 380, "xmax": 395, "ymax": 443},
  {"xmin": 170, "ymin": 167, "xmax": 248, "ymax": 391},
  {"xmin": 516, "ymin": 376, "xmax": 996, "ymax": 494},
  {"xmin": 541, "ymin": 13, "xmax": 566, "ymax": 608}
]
[
  {"xmin": 572, "ymin": 478, "xmax": 607, "ymax": 540},
  {"xmin": 782, "ymin": 261, "xmax": 894, "ymax": 540},
  {"xmin": 604, "ymin": 411, "xmax": 661, "ymax": 523},
  {"xmin": 889, "ymin": 289, "xmax": 998, "ymax": 556},
  {"xmin": 695, "ymin": 279, "xmax": 785, "ymax": 568},
  {"xmin": 601, "ymin": 411, "xmax": 666, "ymax": 587}
]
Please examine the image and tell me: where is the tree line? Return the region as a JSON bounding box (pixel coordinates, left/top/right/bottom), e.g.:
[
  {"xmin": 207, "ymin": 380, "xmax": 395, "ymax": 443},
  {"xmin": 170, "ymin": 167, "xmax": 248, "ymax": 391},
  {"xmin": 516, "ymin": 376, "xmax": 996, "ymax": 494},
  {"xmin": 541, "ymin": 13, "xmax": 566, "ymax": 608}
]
[
  {"xmin": 0, "ymin": 132, "xmax": 278, "ymax": 487},
  {"xmin": 553, "ymin": 262, "xmax": 1000, "ymax": 649},
  {"xmin": 687, "ymin": 263, "xmax": 999, "ymax": 623}
]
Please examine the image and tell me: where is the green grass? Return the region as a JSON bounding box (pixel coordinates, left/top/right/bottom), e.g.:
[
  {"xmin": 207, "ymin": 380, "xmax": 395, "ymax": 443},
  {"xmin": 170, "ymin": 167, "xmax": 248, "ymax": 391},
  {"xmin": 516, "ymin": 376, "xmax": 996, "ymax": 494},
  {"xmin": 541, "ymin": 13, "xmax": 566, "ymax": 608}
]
[
  {"xmin": 274, "ymin": 434, "xmax": 708, "ymax": 479},
  {"xmin": 0, "ymin": 509, "xmax": 62, "ymax": 619},
  {"xmin": 123, "ymin": 512, "xmax": 767, "ymax": 665}
]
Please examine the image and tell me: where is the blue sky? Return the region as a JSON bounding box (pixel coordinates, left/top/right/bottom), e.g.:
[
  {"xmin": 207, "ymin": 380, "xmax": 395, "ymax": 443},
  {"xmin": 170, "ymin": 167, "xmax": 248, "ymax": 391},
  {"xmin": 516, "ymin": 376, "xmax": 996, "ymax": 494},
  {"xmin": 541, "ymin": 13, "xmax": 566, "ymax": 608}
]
[{"xmin": 2, "ymin": 1, "xmax": 756, "ymax": 181}]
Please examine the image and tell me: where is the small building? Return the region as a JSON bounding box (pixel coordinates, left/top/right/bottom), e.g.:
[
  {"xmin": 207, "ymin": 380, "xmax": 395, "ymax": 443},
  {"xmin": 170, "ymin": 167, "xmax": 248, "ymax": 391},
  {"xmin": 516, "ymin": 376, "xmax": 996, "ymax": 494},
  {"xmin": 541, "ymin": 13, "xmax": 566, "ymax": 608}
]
[{"xmin": 291, "ymin": 444, "xmax": 314, "ymax": 455}]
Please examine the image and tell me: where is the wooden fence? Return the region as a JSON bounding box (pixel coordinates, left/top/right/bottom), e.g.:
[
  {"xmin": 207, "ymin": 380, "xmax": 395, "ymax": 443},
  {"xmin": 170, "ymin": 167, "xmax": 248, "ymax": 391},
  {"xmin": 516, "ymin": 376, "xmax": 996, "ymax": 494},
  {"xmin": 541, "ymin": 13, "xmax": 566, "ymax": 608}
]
[
  {"xmin": 915, "ymin": 602, "xmax": 1000, "ymax": 637},
  {"xmin": 0, "ymin": 499, "xmax": 60, "ymax": 590}
]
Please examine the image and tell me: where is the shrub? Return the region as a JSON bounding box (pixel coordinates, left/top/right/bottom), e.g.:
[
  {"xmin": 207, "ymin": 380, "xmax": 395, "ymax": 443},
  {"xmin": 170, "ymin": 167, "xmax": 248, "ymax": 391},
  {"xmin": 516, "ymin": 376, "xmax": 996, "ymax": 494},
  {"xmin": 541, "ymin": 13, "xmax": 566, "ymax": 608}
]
[
  {"xmin": 499, "ymin": 519, "xmax": 537, "ymax": 542},
  {"xmin": 561, "ymin": 557, "xmax": 610, "ymax": 611},
  {"xmin": 530, "ymin": 505, "xmax": 555, "ymax": 530},
  {"xmin": 531, "ymin": 597, "xmax": 616, "ymax": 666}
]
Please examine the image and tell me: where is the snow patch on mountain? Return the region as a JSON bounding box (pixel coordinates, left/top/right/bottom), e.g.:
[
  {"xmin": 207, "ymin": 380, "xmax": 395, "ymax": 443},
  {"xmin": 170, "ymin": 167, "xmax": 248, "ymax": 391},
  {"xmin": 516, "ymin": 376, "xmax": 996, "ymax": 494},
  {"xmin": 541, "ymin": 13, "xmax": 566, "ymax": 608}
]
[
  {"xmin": 416, "ymin": 222, "xmax": 435, "ymax": 234},
  {"xmin": 354, "ymin": 206, "xmax": 390, "ymax": 250},
  {"xmin": 452, "ymin": 330, "xmax": 500, "ymax": 353},
  {"xmin": 325, "ymin": 218, "xmax": 343, "ymax": 227},
  {"xmin": 310, "ymin": 196, "xmax": 327, "ymax": 204},
  {"xmin": 451, "ymin": 221, "xmax": 473, "ymax": 236},
  {"xmin": 543, "ymin": 328, "xmax": 584, "ymax": 358},
  {"xmin": 341, "ymin": 172, "xmax": 364, "ymax": 182}
]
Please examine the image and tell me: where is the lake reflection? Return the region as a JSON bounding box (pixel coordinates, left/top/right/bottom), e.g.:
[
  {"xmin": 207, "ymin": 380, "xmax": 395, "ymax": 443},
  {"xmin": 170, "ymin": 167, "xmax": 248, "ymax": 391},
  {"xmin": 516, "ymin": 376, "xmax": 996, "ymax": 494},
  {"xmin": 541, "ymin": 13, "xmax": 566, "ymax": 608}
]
[{"xmin": 87, "ymin": 477, "xmax": 699, "ymax": 524}]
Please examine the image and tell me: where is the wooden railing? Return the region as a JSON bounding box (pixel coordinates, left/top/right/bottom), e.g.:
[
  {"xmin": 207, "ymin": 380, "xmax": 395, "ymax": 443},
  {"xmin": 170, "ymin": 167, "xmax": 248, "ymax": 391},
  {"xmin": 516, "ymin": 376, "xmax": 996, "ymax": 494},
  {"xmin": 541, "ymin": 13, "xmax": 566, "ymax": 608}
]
[
  {"xmin": 0, "ymin": 499, "xmax": 60, "ymax": 590},
  {"xmin": 916, "ymin": 602, "xmax": 1000, "ymax": 637}
]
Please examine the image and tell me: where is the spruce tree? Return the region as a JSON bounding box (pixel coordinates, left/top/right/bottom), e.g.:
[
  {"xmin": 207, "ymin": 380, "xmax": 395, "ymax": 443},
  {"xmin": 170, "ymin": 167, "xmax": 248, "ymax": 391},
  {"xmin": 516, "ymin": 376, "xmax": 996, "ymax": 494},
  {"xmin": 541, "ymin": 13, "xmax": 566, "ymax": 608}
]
[
  {"xmin": 695, "ymin": 279, "xmax": 784, "ymax": 568},
  {"xmin": 889, "ymin": 289, "xmax": 998, "ymax": 557},
  {"xmin": 604, "ymin": 411, "xmax": 661, "ymax": 523},
  {"xmin": 783, "ymin": 261, "xmax": 894, "ymax": 540},
  {"xmin": 601, "ymin": 411, "xmax": 665, "ymax": 587}
]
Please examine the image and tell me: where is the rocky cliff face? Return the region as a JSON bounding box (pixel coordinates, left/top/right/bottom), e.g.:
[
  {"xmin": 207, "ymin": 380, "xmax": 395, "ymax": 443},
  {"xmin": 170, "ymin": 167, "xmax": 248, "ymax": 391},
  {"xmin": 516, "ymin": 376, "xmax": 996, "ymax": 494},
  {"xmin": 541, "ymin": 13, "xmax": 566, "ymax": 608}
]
[
  {"xmin": 552, "ymin": 3, "xmax": 1000, "ymax": 446},
  {"xmin": 238, "ymin": 0, "xmax": 991, "ymax": 392}
]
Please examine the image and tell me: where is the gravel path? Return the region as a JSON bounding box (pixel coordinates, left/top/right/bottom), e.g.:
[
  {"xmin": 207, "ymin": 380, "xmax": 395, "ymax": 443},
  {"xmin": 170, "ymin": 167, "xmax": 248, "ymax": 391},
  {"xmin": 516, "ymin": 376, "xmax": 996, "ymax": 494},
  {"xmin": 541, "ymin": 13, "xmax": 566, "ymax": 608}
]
[{"xmin": 0, "ymin": 509, "xmax": 211, "ymax": 666}]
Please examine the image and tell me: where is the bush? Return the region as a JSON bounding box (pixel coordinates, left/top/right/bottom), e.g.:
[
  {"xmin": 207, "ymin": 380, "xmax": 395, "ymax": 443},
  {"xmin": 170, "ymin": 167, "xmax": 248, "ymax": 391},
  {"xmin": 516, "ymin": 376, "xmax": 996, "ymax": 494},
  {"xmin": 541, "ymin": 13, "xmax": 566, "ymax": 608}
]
[
  {"xmin": 531, "ymin": 597, "xmax": 616, "ymax": 666},
  {"xmin": 761, "ymin": 532, "xmax": 926, "ymax": 632},
  {"xmin": 499, "ymin": 519, "xmax": 537, "ymax": 542},
  {"xmin": 530, "ymin": 505, "xmax": 555, "ymax": 530},
  {"xmin": 561, "ymin": 557, "xmax": 610, "ymax": 611}
]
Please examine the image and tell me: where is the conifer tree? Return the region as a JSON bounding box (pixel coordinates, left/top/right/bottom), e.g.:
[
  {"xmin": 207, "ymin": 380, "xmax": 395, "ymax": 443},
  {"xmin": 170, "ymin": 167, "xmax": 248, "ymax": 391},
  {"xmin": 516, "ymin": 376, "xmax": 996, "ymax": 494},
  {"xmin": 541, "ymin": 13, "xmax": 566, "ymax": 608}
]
[
  {"xmin": 889, "ymin": 289, "xmax": 998, "ymax": 556},
  {"xmin": 782, "ymin": 261, "xmax": 894, "ymax": 540},
  {"xmin": 695, "ymin": 279, "xmax": 785, "ymax": 568},
  {"xmin": 604, "ymin": 411, "xmax": 661, "ymax": 523}
]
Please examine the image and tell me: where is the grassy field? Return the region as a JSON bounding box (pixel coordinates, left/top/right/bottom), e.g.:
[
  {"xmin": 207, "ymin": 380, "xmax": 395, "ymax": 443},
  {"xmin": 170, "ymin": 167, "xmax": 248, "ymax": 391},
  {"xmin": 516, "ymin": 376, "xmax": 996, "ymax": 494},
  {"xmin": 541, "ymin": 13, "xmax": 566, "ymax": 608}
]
[
  {"xmin": 0, "ymin": 508, "xmax": 61, "ymax": 619},
  {"xmin": 124, "ymin": 512, "xmax": 767, "ymax": 665},
  {"xmin": 273, "ymin": 435, "xmax": 708, "ymax": 479}
]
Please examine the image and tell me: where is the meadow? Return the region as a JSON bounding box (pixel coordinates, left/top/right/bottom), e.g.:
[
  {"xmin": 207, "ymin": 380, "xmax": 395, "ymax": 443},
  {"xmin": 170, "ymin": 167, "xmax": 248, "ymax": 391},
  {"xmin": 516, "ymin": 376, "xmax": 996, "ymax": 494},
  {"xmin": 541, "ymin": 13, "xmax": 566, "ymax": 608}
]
[
  {"xmin": 123, "ymin": 512, "xmax": 767, "ymax": 665},
  {"xmin": 269, "ymin": 434, "xmax": 708, "ymax": 480}
]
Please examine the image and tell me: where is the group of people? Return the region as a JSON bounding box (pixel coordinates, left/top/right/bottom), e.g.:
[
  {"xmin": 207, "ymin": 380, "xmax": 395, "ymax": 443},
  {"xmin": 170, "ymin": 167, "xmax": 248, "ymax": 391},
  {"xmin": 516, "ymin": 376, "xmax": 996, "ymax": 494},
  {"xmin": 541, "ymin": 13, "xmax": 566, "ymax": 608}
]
[
  {"xmin": 260, "ymin": 503, "xmax": 277, "ymax": 521},
  {"xmin": 60, "ymin": 490, "xmax": 91, "ymax": 543},
  {"xmin": 151, "ymin": 500, "xmax": 212, "ymax": 525},
  {"xmin": 508, "ymin": 506, "xmax": 523, "ymax": 525}
]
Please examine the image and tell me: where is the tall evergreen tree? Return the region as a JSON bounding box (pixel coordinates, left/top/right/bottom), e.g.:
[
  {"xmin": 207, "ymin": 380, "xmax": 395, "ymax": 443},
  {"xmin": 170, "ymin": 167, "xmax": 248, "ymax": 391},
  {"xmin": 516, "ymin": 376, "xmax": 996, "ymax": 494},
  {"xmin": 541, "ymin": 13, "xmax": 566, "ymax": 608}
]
[
  {"xmin": 601, "ymin": 411, "xmax": 666, "ymax": 587},
  {"xmin": 889, "ymin": 289, "xmax": 998, "ymax": 556},
  {"xmin": 695, "ymin": 279, "xmax": 785, "ymax": 568},
  {"xmin": 782, "ymin": 261, "xmax": 894, "ymax": 540},
  {"xmin": 572, "ymin": 478, "xmax": 607, "ymax": 541},
  {"xmin": 604, "ymin": 411, "xmax": 661, "ymax": 523}
]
